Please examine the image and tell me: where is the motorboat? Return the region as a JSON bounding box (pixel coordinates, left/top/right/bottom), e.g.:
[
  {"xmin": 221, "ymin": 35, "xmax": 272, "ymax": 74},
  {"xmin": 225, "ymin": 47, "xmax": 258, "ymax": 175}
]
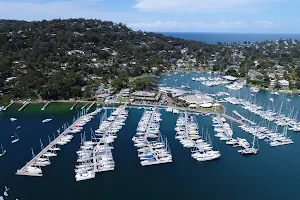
[{"xmin": 42, "ymin": 118, "xmax": 52, "ymax": 123}]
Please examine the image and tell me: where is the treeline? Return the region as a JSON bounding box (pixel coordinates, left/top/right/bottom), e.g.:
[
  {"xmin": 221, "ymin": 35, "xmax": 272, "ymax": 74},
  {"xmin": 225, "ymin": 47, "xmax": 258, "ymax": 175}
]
[{"xmin": 0, "ymin": 18, "xmax": 217, "ymax": 100}]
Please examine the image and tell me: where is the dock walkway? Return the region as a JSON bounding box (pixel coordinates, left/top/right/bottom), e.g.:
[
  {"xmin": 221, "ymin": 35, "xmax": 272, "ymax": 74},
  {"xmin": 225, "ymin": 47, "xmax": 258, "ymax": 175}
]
[
  {"xmin": 3, "ymin": 101, "xmax": 14, "ymax": 111},
  {"xmin": 86, "ymin": 102, "xmax": 96, "ymax": 111},
  {"xmin": 41, "ymin": 101, "xmax": 51, "ymax": 111},
  {"xmin": 70, "ymin": 102, "xmax": 79, "ymax": 110},
  {"xmin": 221, "ymin": 114, "xmax": 244, "ymax": 125},
  {"xmin": 18, "ymin": 101, "xmax": 30, "ymax": 111},
  {"xmin": 16, "ymin": 108, "xmax": 102, "ymax": 177}
]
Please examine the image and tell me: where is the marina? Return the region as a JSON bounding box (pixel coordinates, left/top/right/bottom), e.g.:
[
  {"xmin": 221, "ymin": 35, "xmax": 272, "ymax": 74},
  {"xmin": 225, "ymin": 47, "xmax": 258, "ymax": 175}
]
[
  {"xmin": 16, "ymin": 108, "xmax": 102, "ymax": 177},
  {"xmin": 2, "ymin": 72, "xmax": 300, "ymax": 200}
]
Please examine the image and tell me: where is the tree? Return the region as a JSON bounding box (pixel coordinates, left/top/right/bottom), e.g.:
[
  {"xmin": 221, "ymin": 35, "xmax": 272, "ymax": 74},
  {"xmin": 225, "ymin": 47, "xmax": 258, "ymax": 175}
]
[
  {"xmin": 274, "ymin": 81, "xmax": 281, "ymax": 89},
  {"xmin": 111, "ymin": 77, "xmax": 129, "ymax": 92}
]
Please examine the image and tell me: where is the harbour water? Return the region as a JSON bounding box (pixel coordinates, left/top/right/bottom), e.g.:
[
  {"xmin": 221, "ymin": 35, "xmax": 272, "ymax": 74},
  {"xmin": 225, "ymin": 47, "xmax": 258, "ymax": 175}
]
[{"xmin": 1, "ymin": 72, "xmax": 300, "ymax": 199}]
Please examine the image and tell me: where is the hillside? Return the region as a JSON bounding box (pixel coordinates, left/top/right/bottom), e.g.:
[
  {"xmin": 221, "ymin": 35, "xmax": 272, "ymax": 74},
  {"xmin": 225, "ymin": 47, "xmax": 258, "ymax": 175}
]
[{"xmin": 0, "ymin": 19, "xmax": 219, "ymax": 100}]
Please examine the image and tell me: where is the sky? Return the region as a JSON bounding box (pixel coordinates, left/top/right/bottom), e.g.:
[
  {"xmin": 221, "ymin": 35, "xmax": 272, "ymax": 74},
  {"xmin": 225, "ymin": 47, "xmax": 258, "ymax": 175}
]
[{"xmin": 0, "ymin": 0, "xmax": 300, "ymax": 33}]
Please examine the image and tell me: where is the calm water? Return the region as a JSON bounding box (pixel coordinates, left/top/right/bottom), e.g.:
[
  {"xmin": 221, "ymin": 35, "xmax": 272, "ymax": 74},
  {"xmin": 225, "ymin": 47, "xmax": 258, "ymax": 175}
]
[
  {"xmin": 1, "ymin": 73, "xmax": 300, "ymax": 200},
  {"xmin": 160, "ymin": 32, "xmax": 300, "ymax": 44}
]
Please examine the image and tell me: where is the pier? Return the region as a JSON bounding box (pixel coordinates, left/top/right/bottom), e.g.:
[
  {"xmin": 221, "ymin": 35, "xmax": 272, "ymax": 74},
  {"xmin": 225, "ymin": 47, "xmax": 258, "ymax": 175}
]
[
  {"xmin": 16, "ymin": 108, "xmax": 102, "ymax": 177},
  {"xmin": 221, "ymin": 114, "xmax": 244, "ymax": 125},
  {"xmin": 86, "ymin": 102, "xmax": 96, "ymax": 111},
  {"xmin": 41, "ymin": 101, "xmax": 51, "ymax": 111},
  {"xmin": 81, "ymin": 102, "xmax": 89, "ymax": 110},
  {"xmin": 70, "ymin": 101, "xmax": 79, "ymax": 110},
  {"xmin": 233, "ymin": 110, "xmax": 256, "ymax": 125},
  {"xmin": 18, "ymin": 101, "xmax": 30, "ymax": 111},
  {"xmin": 3, "ymin": 101, "xmax": 14, "ymax": 111}
]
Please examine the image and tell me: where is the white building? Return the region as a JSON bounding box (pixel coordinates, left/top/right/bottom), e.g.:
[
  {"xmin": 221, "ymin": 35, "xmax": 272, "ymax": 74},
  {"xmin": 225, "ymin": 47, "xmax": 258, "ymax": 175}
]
[{"xmin": 279, "ymin": 80, "xmax": 289, "ymax": 86}]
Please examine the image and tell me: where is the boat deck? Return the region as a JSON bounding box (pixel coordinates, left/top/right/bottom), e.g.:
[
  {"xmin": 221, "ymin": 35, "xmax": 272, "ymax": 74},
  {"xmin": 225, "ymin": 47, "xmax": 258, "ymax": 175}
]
[{"xmin": 16, "ymin": 108, "xmax": 102, "ymax": 177}]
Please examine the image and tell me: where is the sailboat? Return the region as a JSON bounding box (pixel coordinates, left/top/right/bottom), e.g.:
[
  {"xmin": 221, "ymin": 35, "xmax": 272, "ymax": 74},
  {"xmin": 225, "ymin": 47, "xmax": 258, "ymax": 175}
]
[
  {"xmin": 238, "ymin": 135, "xmax": 259, "ymax": 155},
  {"xmin": 11, "ymin": 133, "xmax": 19, "ymax": 144},
  {"xmin": 3, "ymin": 186, "xmax": 9, "ymax": 197},
  {"xmin": 0, "ymin": 144, "xmax": 6, "ymax": 157}
]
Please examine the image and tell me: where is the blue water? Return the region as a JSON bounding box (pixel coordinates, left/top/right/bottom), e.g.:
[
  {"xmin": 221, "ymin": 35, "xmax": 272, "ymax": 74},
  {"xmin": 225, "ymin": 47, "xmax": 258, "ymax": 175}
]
[
  {"xmin": 160, "ymin": 32, "xmax": 300, "ymax": 44},
  {"xmin": 1, "ymin": 73, "xmax": 300, "ymax": 199}
]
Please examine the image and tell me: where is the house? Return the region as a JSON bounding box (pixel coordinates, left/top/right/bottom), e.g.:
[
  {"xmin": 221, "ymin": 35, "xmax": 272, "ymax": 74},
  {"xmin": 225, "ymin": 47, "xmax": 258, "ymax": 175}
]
[
  {"xmin": 279, "ymin": 80, "xmax": 289, "ymax": 87},
  {"xmin": 270, "ymin": 80, "xmax": 276, "ymax": 86},
  {"xmin": 247, "ymin": 69, "xmax": 263, "ymax": 79}
]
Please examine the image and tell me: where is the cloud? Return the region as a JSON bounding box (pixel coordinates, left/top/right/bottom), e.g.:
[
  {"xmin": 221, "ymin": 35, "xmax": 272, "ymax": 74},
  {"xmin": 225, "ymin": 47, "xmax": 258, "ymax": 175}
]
[
  {"xmin": 0, "ymin": 0, "xmax": 106, "ymax": 20},
  {"xmin": 128, "ymin": 20, "xmax": 247, "ymax": 31},
  {"xmin": 134, "ymin": 0, "xmax": 282, "ymax": 13},
  {"xmin": 253, "ymin": 20, "xmax": 276, "ymax": 27}
]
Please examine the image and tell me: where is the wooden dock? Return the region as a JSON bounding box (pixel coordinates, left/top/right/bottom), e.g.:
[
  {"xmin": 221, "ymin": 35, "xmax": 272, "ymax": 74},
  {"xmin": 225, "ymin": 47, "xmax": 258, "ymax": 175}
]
[
  {"xmin": 16, "ymin": 108, "xmax": 102, "ymax": 177},
  {"xmin": 70, "ymin": 101, "xmax": 79, "ymax": 110},
  {"xmin": 221, "ymin": 114, "xmax": 245, "ymax": 125},
  {"xmin": 41, "ymin": 101, "xmax": 51, "ymax": 111},
  {"xmin": 18, "ymin": 101, "xmax": 30, "ymax": 111},
  {"xmin": 3, "ymin": 101, "xmax": 14, "ymax": 111}
]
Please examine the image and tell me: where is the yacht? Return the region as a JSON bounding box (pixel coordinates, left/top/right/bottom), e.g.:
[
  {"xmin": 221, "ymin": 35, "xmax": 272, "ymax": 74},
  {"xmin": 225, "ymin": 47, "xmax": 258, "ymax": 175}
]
[
  {"xmin": 11, "ymin": 133, "xmax": 19, "ymax": 144},
  {"xmin": 10, "ymin": 118, "xmax": 17, "ymax": 122},
  {"xmin": 250, "ymin": 87, "xmax": 260, "ymax": 93},
  {"xmin": 172, "ymin": 109, "xmax": 179, "ymax": 114},
  {"xmin": 42, "ymin": 118, "xmax": 52, "ymax": 123}
]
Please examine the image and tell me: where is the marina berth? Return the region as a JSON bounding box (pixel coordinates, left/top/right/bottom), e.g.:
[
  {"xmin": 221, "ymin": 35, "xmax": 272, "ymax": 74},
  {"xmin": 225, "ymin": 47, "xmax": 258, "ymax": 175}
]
[
  {"xmin": 133, "ymin": 107, "xmax": 173, "ymax": 166},
  {"xmin": 16, "ymin": 108, "xmax": 102, "ymax": 177},
  {"xmin": 74, "ymin": 105, "xmax": 128, "ymax": 181},
  {"xmin": 175, "ymin": 111, "xmax": 221, "ymax": 161},
  {"xmin": 225, "ymin": 97, "xmax": 300, "ymax": 131}
]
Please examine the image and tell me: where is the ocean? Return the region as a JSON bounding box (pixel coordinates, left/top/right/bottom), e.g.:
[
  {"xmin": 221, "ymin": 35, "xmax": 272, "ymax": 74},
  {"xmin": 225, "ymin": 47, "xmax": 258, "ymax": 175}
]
[
  {"xmin": 160, "ymin": 32, "xmax": 300, "ymax": 44},
  {"xmin": 1, "ymin": 72, "xmax": 300, "ymax": 200}
]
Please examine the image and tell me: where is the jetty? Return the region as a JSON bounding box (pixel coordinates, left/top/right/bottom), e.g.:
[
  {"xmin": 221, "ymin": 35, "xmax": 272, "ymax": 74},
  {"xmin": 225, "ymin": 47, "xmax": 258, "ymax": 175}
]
[
  {"xmin": 70, "ymin": 101, "xmax": 79, "ymax": 110},
  {"xmin": 86, "ymin": 102, "xmax": 96, "ymax": 111},
  {"xmin": 18, "ymin": 101, "xmax": 30, "ymax": 111},
  {"xmin": 3, "ymin": 101, "xmax": 14, "ymax": 111},
  {"xmin": 81, "ymin": 102, "xmax": 89, "ymax": 110},
  {"xmin": 221, "ymin": 114, "xmax": 244, "ymax": 125},
  {"xmin": 16, "ymin": 108, "xmax": 102, "ymax": 177},
  {"xmin": 41, "ymin": 101, "xmax": 51, "ymax": 111},
  {"xmin": 233, "ymin": 110, "xmax": 256, "ymax": 125}
]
